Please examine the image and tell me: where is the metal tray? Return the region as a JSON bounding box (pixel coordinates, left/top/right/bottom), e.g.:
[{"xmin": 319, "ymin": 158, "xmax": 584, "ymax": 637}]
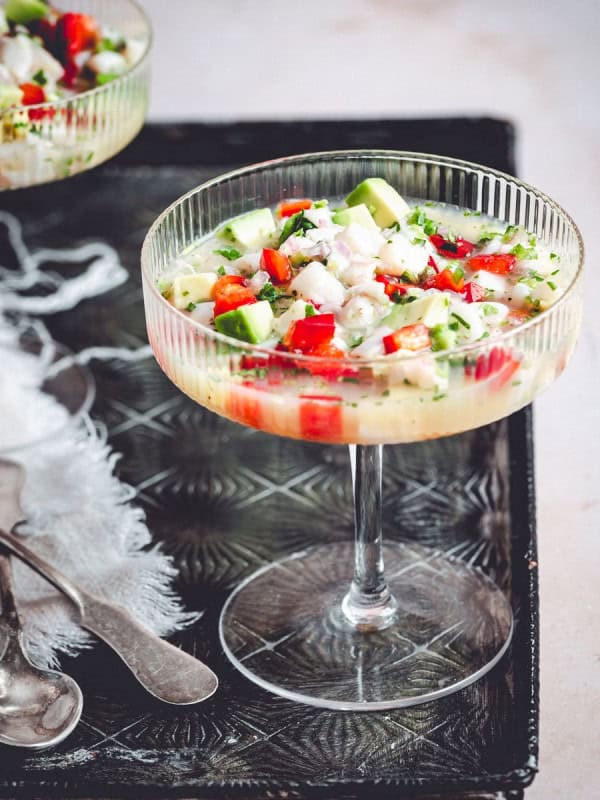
[{"xmin": 0, "ymin": 119, "xmax": 537, "ymax": 799}]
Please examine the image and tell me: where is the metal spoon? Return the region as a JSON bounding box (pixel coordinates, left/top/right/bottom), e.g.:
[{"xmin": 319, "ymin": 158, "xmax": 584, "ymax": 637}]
[{"xmin": 0, "ymin": 552, "xmax": 83, "ymax": 749}]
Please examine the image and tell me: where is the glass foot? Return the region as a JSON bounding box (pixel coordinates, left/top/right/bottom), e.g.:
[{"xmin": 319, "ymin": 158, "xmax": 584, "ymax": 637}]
[{"xmin": 219, "ymin": 542, "xmax": 513, "ymax": 710}]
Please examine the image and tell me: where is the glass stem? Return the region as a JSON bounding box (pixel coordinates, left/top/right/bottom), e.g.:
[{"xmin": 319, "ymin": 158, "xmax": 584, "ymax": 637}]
[{"xmin": 342, "ymin": 444, "xmax": 397, "ymax": 631}]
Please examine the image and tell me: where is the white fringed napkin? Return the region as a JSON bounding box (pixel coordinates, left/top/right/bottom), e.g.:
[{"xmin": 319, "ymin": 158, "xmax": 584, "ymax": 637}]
[{"xmin": 0, "ymin": 213, "xmax": 196, "ymax": 669}]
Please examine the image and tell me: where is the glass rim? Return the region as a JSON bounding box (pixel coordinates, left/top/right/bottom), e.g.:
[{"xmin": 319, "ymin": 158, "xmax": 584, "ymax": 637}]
[
  {"xmin": 0, "ymin": 0, "xmax": 153, "ymax": 118},
  {"xmin": 141, "ymin": 149, "xmax": 585, "ymax": 367}
]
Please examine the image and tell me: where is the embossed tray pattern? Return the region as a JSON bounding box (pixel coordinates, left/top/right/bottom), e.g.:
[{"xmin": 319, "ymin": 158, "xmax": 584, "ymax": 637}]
[{"xmin": 0, "ymin": 120, "xmax": 537, "ymax": 799}]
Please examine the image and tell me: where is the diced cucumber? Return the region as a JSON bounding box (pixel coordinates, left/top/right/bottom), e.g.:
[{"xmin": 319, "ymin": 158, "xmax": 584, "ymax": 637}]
[
  {"xmin": 430, "ymin": 324, "xmax": 457, "ymax": 352},
  {"xmin": 214, "ymin": 300, "xmax": 274, "ymax": 344},
  {"xmin": 219, "ymin": 208, "xmax": 276, "ymax": 250},
  {"xmin": 4, "ymin": 0, "xmax": 48, "ymax": 24},
  {"xmin": 383, "ymin": 293, "xmax": 450, "ymax": 330},
  {"xmin": 345, "ymin": 178, "xmax": 410, "ymax": 228},
  {"xmin": 332, "ymin": 204, "xmax": 379, "ymax": 231},
  {"xmin": 172, "ymin": 273, "xmax": 218, "ymax": 309}
]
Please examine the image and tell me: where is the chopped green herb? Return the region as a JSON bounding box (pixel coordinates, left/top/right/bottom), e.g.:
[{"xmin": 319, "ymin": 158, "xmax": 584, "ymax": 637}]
[
  {"xmin": 382, "ymin": 389, "xmax": 391, "ymax": 397},
  {"xmin": 313, "ymin": 199, "xmax": 328, "ymax": 208},
  {"xmin": 342, "ymin": 377, "xmax": 360, "ymax": 384},
  {"xmin": 214, "ymin": 247, "xmax": 242, "ymax": 261},
  {"xmin": 407, "ymin": 207, "xmax": 437, "ymax": 235},
  {"xmin": 547, "ymin": 280, "xmax": 558, "ymax": 291},
  {"xmin": 502, "ymin": 224, "xmax": 519, "ymax": 242},
  {"xmin": 478, "ymin": 231, "xmax": 501, "ymax": 244},
  {"xmin": 305, "ymin": 304, "xmax": 316, "ymax": 317},
  {"xmin": 510, "ymin": 243, "xmax": 537, "ymax": 260},
  {"xmin": 278, "ymin": 211, "xmax": 317, "ymax": 245},
  {"xmin": 257, "ymin": 282, "xmax": 281, "ymax": 303},
  {"xmin": 412, "ymin": 237, "xmax": 426, "ymax": 246},
  {"xmin": 550, "ymin": 252, "xmax": 560, "ymax": 261},
  {"xmin": 217, "ymin": 266, "xmax": 227, "ymax": 276},
  {"xmin": 478, "ymin": 331, "xmax": 490, "ymax": 340},
  {"xmin": 96, "ymin": 72, "xmax": 119, "ymax": 85},
  {"xmin": 453, "ymin": 267, "xmax": 464, "ymax": 281},
  {"xmin": 432, "ymin": 394, "xmax": 447, "ymax": 402},
  {"xmin": 551, "ymin": 268, "xmax": 560, "ymax": 276},
  {"xmin": 482, "ymin": 304, "xmax": 498, "ymax": 316},
  {"xmin": 451, "ymin": 312, "xmax": 471, "ymax": 330},
  {"xmin": 186, "ymin": 302, "xmax": 196, "ymax": 312},
  {"xmin": 96, "ymin": 36, "xmax": 125, "ymax": 53},
  {"xmin": 32, "ymin": 69, "xmax": 47, "ymax": 86},
  {"xmin": 85, "ymin": 151, "xmax": 94, "ymax": 163},
  {"xmin": 182, "ymin": 290, "xmax": 189, "ymax": 297}
]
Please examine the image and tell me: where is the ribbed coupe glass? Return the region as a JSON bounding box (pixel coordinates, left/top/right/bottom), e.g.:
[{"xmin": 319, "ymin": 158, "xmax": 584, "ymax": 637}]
[
  {"xmin": 0, "ymin": 0, "xmax": 151, "ymax": 190},
  {"xmin": 141, "ymin": 151, "xmax": 583, "ymax": 710}
]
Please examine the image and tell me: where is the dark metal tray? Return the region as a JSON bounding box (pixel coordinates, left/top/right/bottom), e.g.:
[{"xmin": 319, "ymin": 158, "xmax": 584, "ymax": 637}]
[{"xmin": 0, "ymin": 118, "xmax": 537, "ymax": 799}]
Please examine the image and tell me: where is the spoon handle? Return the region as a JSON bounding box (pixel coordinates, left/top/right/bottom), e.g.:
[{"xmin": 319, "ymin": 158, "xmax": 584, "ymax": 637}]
[
  {"xmin": 0, "ymin": 553, "xmax": 19, "ymax": 632},
  {"xmin": 0, "ymin": 527, "xmax": 218, "ymax": 705}
]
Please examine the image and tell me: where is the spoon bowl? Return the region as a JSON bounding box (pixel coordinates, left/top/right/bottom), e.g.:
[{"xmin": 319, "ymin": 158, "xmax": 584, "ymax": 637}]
[{"xmin": 0, "ymin": 555, "xmax": 83, "ymax": 749}]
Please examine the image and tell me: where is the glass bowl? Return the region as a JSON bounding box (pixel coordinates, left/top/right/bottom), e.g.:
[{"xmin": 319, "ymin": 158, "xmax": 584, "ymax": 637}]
[
  {"xmin": 141, "ymin": 151, "xmax": 583, "ymax": 710},
  {"xmin": 0, "ymin": 0, "xmax": 151, "ymax": 190}
]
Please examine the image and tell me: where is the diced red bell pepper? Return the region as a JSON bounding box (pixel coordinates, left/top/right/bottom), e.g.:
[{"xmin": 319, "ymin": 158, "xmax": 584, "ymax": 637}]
[
  {"xmin": 260, "ymin": 248, "xmax": 291, "ymax": 284},
  {"xmin": 277, "ymin": 199, "xmax": 312, "ymax": 218},
  {"xmin": 464, "ymin": 281, "xmax": 486, "ymax": 303},
  {"xmin": 213, "ymin": 275, "xmax": 256, "ymax": 317},
  {"xmin": 375, "ymin": 274, "xmax": 408, "ymax": 298},
  {"xmin": 427, "ymin": 255, "xmax": 440, "ymax": 273},
  {"xmin": 286, "ymin": 313, "xmax": 335, "ymax": 352},
  {"xmin": 383, "ymin": 323, "xmax": 431, "ymax": 354},
  {"xmin": 424, "ymin": 267, "xmax": 465, "ymax": 293},
  {"xmin": 227, "ymin": 382, "xmax": 263, "ymax": 429},
  {"xmin": 19, "ymin": 83, "xmax": 45, "ymax": 105},
  {"xmin": 299, "ymin": 395, "xmax": 343, "ymax": 441},
  {"xmin": 56, "ymin": 12, "xmax": 99, "ymax": 56},
  {"xmin": 468, "ymin": 253, "xmax": 516, "ymax": 274},
  {"xmin": 429, "ymin": 234, "xmax": 475, "ymax": 259},
  {"xmin": 470, "ymin": 347, "xmax": 520, "ymax": 387},
  {"xmin": 299, "ymin": 341, "xmax": 359, "ymax": 380}
]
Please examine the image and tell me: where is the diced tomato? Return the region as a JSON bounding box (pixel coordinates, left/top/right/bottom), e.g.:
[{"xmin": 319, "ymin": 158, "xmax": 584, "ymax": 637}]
[
  {"xmin": 375, "ymin": 274, "xmax": 408, "ymax": 298},
  {"xmin": 429, "ymin": 234, "xmax": 475, "ymax": 259},
  {"xmin": 19, "ymin": 83, "xmax": 45, "ymax": 105},
  {"xmin": 471, "ymin": 347, "xmax": 520, "ymax": 388},
  {"xmin": 383, "ymin": 323, "xmax": 430, "ymax": 354},
  {"xmin": 299, "ymin": 395, "xmax": 343, "ymax": 441},
  {"xmin": 277, "ymin": 199, "xmax": 312, "ymax": 218},
  {"xmin": 56, "ymin": 12, "xmax": 99, "ymax": 56},
  {"xmin": 424, "ymin": 267, "xmax": 465, "ymax": 293},
  {"xmin": 464, "ymin": 281, "xmax": 486, "ymax": 303},
  {"xmin": 468, "ymin": 254, "xmax": 516, "ymax": 274},
  {"xmin": 228, "ymin": 383, "xmax": 263, "ymax": 429},
  {"xmin": 213, "ymin": 275, "xmax": 256, "ymax": 316},
  {"xmin": 260, "ymin": 248, "xmax": 291, "ymax": 284},
  {"xmin": 299, "ymin": 342, "xmax": 359, "ymax": 380},
  {"xmin": 286, "ymin": 313, "xmax": 335, "ymax": 352}
]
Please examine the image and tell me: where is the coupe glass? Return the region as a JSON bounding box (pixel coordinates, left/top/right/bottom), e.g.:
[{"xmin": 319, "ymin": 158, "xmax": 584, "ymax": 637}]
[
  {"xmin": 141, "ymin": 151, "xmax": 583, "ymax": 710},
  {"xmin": 0, "ymin": 0, "xmax": 151, "ymax": 190}
]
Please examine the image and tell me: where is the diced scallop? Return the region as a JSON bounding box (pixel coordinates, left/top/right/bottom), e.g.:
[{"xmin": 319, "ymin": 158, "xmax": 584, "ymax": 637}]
[
  {"xmin": 338, "ymin": 296, "xmax": 380, "ymax": 331},
  {"xmin": 0, "ymin": 35, "xmax": 34, "ymax": 84},
  {"xmin": 31, "ymin": 42, "xmax": 66, "ymax": 84},
  {"xmin": 352, "ymin": 327, "xmax": 393, "ymax": 358},
  {"xmin": 346, "ymin": 280, "xmax": 388, "ymax": 304},
  {"xmin": 477, "ymin": 302, "xmax": 509, "ymax": 327},
  {"xmin": 341, "ymin": 257, "xmax": 376, "ymax": 286},
  {"xmin": 86, "ymin": 50, "xmax": 128, "ymax": 76},
  {"xmin": 449, "ymin": 301, "xmax": 485, "ymax": 342},
  {"xmin": 289, "ymin": 261, "xmax": 345, "ymax": 306},
  {"xmin": 471, "ymin": 270, "xmax": 509, "ymax": 300},
  {"xmin": 336, "ymin": 222, "xmax": 385, "ymax": 257},
  {"xmin": 273, "ymin": 299, "xmax": 308, "ymax": 337},
  {"xmin": 378, "ymin": 234, "xmax": 431, "ymax": 277},
  {"xmin": 327, "ymin": 240, "xmax": 352, "ymax": 277}
]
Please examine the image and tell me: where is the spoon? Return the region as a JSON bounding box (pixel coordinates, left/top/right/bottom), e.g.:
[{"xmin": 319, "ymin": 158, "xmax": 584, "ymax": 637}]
[{"xmin": 0, "ymin": 552, "xmax": 83, "ymax": 749}]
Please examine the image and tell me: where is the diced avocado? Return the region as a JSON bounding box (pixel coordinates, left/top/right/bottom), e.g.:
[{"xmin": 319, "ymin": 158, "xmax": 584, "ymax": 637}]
[
  {"xmin": 346, "ymin": 178, "xmax": 410, "ymax": 228},
  {"xmin": 219, "ymin": 208, "xmax": 276, "ymax": 250},
  {"xmin": 4, "ymin": 0, "xmax": 49, "ymax": 24},
  {"xmin": 0, "ymin": 84, "xmax": 24, "ymax": 109},
  {"xmin": 332, "ymin": 204, "xmax": 379, "ymax": 231},
  {"xmin": 214, "ymin": 300, "xmax": 274, "ymax": 344},
  {"xmin": 430, "ymin": 324, "xmax": 457, "ymax": 352},
  {"xmin": 383, "ymin": 293, "xmax": 450, "ymax": 330},
  {"xmin": 173, "ymin": 273, "xmax": 218, "ymax": 309}
]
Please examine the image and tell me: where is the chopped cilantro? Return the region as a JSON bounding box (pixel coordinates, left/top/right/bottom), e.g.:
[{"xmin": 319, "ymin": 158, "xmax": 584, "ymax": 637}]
[
  {"xmin": 382, "ymin": 389, "xmax": 391, "ymax": 397},
  {"xmin": 510, "ymin": 243, "xmax": 537, "ymax": 260},
  {"xmin": 502, "ymin": 224, "xmax": 519, "ymax": 242},
  {"xmin": 278, "ymin": 211, "xmax": 317, "ymax": 245},
  {"xmin": 451, "ymin": 312, "xmax": 471, "ymax": 330},
  {"xmin": 32, "ymin": 69, "xmax": 47, "ymax": 86},
  {"xmin": 186, "ymin": 302, "xmax": 196, "ymax": 312},
  {"xmin": 453, "ymin": 267, "xmax": 464, "ymax": 281},
  {"xmin": 97, "ymin": 36, "xmax": 125, "ymax": 53},
  {"xmin": 85, "ymin": 151, "xmax": 94, "ymax": 163},
  {"xmin": 547, "ymin": 280, "xmax": 558, "ymax": 291},
  {"xmin": 257, "ymin": 282, "xmax": 281, "ymax": 303},
  {"xmin": 407, "ymin": 207, "xmax": 437, "ymax": 235},
  {"xmin": 350, "ymin": 334, "xmax": 363, "ymax": 347},
  {"xmin": 478, "ymin": 331, "xmax": 490, "ymax": 340},
  {"xmin": 412, "ymin": 237, "xmax": 426, "ymax": 246},
  {"xmin": 550, "ymin": 252, "xmax": 560, "ymax": 261},
  {"xmin": 182, "ymin": 290, "xmax": 189, "ymax": 297},
  {"xmin": 482, "ymin": 304, "xmax": 498, "ymax": 316},
  {"xmin": 313, "ymin": 199, "xmax": 328, "ymax": 208},
  {"xmin": 96, "ymin": 72, "xmax": 120, "ymax": 85},
  {"xmin": 478, "ymin": 231, "xmax": 501, "ymax": 244},
  {"xmin": 551, "ymin": 268, "xmax": 560, "ymax": 276},
  {"xmin": 214, "ymin": 247, "xmax": 242, "ymax": 261},
  {"xmin": 305, "ymin": 304, "xmax": 316, "ymax": 317},
  {"xmin": 217, "ymin": 266, "xmax": 227, "ymax": 276}
]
